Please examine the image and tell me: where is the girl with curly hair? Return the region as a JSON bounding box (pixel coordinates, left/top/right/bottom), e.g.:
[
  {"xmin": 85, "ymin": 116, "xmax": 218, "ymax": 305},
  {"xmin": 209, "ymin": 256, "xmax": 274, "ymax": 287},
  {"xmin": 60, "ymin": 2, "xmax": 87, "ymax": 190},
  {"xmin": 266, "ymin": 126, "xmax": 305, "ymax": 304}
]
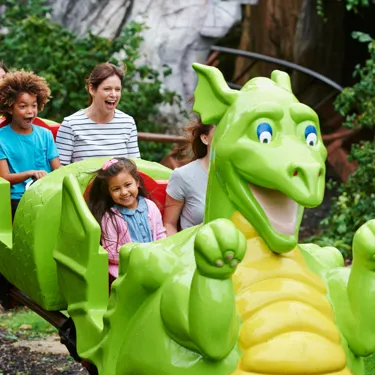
[{"xmin": 0, "ymin": 70, "xmax": 61, "ymax": 217}]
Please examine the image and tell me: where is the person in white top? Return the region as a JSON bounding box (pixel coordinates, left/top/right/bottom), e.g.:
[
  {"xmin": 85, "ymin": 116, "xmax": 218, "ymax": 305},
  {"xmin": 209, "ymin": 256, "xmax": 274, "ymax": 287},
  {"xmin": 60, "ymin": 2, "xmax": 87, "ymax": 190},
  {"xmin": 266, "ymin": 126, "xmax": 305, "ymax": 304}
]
[
  {"xmin": 164, "ymin": 118, "xmax": 215, "ymax": 236},
  {"xmin": 56, "ymin": 62, "xmax": 140, "ymax": 165}
]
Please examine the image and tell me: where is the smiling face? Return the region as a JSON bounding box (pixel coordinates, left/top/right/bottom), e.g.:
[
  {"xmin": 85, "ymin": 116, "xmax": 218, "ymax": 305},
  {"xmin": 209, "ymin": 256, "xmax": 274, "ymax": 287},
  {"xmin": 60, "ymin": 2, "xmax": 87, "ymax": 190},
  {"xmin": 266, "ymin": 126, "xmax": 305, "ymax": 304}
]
[
  {"xmin": 212, "ymin": 83, "xmax": 326, "ymax": 252},
  {"xmin": 89, "ymin": 74, "xmax": 122, "ymax": 114},
  {"xmin": 108, "ymin": 170, "xmax": 140, "ymax": 210},
  {"xmin": 192, "ymin": 65, "xmax": 328, "ymax": 253},
  {"xmin": 10, "ymin": 92, "xmax": 38, "ymax": 133}
]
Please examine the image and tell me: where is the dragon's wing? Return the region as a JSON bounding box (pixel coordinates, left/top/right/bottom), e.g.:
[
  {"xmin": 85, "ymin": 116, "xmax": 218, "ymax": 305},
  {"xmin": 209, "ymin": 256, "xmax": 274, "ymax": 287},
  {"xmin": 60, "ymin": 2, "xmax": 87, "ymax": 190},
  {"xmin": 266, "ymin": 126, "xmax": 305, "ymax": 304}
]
[{"xmin": 54, "ymin": 173, "xmax": 108, "ymax": 358}]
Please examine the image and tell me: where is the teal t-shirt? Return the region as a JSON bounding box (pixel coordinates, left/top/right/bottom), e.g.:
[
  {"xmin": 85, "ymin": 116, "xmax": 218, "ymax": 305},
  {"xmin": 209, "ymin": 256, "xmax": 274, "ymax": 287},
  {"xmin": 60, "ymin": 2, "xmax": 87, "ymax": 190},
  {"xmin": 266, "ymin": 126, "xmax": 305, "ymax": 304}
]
[{"xmin": 0, "ymin": 124, "xmax": 59, "ymax": 199}]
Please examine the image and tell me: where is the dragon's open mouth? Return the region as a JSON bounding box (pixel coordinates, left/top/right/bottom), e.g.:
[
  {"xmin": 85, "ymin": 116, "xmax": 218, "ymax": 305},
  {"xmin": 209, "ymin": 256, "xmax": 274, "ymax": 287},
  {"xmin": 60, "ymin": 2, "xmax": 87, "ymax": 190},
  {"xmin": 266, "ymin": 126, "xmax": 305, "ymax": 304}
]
[{"xmin": 249, "ymin": 183, "xmax": 298, "ymax": 236}]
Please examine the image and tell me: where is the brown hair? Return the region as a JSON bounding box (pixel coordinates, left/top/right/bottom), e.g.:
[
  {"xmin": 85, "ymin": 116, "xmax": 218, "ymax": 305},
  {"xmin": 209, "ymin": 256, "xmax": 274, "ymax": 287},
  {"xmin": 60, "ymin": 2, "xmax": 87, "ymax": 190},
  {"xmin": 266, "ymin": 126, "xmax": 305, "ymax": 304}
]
[
  {"xmin": 176, "ymin": 116, "xmax": 215, "ymax": 164},
  {"xmin": 88, "ymin": 158, "xmax": 148, "ymax": 228},
  {"xmin": 0, "ymin": 70, "xmax": 51, "ymax": 124},
  {"xmin": 183, "ymin": 117, "xmax": 215, "ymax": 160},
  {"xmin": 86, "ymin": 62, "xmax": 126, "ymax": 105},
  {"xmin": 0, "ymin": 61, "xmax": 9, "ymax": 74}
]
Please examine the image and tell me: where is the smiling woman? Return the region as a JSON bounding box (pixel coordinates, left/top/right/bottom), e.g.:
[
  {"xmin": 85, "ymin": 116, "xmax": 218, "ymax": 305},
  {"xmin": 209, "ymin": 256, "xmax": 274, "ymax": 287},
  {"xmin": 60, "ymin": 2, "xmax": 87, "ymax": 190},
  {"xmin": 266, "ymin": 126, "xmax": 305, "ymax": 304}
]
[{"xmin": 56, "ymin": 63, "xmax": 140, "ymax": 165}]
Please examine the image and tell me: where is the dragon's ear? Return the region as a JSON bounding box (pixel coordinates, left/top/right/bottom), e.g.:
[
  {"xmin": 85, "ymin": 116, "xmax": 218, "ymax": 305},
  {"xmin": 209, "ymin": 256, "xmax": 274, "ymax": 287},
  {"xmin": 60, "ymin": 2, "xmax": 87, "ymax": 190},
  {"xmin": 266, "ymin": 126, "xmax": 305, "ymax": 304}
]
[
  {"xmin": 192, "ymin": 63, "xmax": 239, "ymax": 125},
  {"xmin": 271, "ymin": 70, "xmax": 292, "ymax": 92}
]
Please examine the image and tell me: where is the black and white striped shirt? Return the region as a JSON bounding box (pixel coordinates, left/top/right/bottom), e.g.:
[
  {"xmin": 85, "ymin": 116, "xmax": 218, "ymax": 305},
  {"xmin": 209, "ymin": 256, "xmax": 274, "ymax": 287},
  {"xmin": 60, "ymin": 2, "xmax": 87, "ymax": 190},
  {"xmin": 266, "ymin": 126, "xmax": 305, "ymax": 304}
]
[{"xmin": 56, "ymin": 109, "xmax": 140, "ymax": 165}]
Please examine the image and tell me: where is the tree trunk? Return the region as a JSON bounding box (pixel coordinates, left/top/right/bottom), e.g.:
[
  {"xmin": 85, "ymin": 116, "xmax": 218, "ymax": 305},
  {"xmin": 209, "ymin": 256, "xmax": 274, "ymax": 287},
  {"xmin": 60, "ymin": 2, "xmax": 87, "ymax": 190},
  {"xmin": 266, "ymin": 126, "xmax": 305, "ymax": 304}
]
[
  {"xmin": 293, "ymin": 0, "xmax": 346, "ymax": 106},
  {"xmin": 233, "ymin": 0, "xmax": 302, "ymax": 85}
]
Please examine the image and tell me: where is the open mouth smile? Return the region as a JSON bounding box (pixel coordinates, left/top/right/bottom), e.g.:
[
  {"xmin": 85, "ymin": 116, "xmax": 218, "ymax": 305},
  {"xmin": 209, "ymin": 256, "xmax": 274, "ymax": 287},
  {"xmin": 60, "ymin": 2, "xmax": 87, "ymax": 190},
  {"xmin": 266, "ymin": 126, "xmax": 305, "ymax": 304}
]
[
  {"xmin": 23, "ymin": 117, "xmax": 34, "ymax": 125},
  {"xmin": 105, "ymin": 100, "xmax": 117, "ymax": 109},
  {"xmin": 249, "ymin": 183, "xmax": 298, "ymax": 236}
]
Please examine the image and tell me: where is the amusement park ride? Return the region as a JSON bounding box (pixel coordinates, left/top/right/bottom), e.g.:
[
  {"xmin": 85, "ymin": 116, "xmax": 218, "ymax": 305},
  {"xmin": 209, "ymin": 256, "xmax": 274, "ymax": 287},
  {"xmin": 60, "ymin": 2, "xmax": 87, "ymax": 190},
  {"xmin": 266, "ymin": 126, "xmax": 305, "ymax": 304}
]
[{"xmin": 1, "ymin": 63, "xmax": 375, "ymax": 375}]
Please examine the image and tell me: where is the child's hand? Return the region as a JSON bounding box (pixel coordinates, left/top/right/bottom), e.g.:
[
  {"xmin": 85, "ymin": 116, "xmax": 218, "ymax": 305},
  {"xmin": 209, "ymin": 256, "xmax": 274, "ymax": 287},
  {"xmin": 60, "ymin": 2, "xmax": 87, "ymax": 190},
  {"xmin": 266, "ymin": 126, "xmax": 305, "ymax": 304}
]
[{"xmin": 28, "ymin": 170, "xmax": 48, "ymax": 180}]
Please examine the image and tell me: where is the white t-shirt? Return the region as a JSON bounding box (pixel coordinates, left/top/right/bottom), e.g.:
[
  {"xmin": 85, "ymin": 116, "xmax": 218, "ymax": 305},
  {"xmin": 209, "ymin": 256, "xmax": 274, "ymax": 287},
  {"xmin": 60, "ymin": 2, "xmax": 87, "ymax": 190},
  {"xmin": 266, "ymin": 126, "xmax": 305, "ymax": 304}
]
[
  {"xmin": 56, "ymin": 109, "xmax": 140, "ymax": 165},
  {"xmin": 166, "ymin": 159, "xmax": 208, "ymax": 230}
]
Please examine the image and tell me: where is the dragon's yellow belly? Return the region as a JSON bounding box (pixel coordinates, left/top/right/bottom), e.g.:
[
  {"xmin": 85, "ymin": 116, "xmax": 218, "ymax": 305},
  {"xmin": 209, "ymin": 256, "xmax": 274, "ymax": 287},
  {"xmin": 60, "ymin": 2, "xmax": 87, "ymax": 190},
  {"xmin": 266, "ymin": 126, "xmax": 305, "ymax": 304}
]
[{"xmin": 231, "ymin": 213, "xmax": 351, "ymax": 375}]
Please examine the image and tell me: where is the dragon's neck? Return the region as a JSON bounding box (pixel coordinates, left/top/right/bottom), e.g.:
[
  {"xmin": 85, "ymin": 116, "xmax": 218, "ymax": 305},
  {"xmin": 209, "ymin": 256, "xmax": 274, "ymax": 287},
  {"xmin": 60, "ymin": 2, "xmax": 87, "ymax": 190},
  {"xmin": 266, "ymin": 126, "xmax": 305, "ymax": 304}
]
[
  {"xmin": 204, "ymin": 170, "xmax": 235, "ymax": 223},
  {"xmin": 204, "ymin": 171, "xmax": 258, "ymax": 240}
]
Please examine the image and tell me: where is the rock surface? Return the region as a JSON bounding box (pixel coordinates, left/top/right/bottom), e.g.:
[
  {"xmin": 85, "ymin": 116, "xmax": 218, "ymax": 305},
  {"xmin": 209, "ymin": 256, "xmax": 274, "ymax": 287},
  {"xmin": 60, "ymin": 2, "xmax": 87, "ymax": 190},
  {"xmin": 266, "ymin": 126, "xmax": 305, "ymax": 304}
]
[{"xmin": 47, "ymin": 0, "xmax": 258, "ymax": 103}]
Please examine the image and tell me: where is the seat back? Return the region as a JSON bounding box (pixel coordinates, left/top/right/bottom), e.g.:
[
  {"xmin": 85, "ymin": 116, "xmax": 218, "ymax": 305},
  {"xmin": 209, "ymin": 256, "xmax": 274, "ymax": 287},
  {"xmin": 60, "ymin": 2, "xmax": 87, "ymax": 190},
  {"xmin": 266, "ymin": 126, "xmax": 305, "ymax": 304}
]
[
  {"xmin": 139, "ymin": 171, "xmax": 168, "ymax": 217},
  {"xmin": 83, "ymin": 171, "xmax": 168, "ymax": 218},
  {"xmin": 0, "ymin": 117, "xmax": 60, "ymax": 140}
]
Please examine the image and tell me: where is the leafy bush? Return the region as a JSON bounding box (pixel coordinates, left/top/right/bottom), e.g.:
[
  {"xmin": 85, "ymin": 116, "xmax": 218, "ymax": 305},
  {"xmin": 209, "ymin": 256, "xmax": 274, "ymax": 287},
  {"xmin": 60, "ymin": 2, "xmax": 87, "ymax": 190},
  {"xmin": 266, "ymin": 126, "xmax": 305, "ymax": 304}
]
[
  {"xmin": 0, "ymin": 0, "xmax": 182, "ymax": 161},
  {"xmin": 316, "ymin": 0, "xmax": 369, "ymax": 18},
  {"xmin": 335, "ymin": 32, "xmax": 375, "ymax": 130},
  {"xmin": 310, "ymin": 33, "xmax": 375, "ymax": 258}
]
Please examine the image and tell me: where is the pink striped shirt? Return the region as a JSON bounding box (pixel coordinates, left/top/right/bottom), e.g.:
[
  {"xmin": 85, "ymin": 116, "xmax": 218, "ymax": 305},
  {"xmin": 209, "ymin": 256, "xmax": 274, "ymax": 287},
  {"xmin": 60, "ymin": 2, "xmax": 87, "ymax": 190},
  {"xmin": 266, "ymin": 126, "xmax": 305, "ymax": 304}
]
[{"xmin": 101, "ymin": 198, "xmax": 166, "ymax": 278}]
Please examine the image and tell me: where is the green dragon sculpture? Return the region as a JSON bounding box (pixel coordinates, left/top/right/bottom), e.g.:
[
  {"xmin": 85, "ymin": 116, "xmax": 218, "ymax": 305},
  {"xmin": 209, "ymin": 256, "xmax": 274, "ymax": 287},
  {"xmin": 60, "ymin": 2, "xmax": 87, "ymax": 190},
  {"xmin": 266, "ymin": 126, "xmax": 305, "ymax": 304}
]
[{"xmin": 0, "ymin": 64, "xmax": 375, "ymax": 375}]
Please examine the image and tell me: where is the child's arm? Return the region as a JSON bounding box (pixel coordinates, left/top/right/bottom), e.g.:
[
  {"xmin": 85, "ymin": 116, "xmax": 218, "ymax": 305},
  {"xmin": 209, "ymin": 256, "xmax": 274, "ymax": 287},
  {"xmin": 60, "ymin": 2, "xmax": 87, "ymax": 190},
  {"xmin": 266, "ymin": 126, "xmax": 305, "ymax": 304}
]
[
  {"xmin": 148, "ymin": 199, "xmax": 167, "ymax": 240},
  {"xmin": 0, "ymin": 159, "xmax": 47, "ymax": 184},
  {"xmin": 101, "ymin": 212, "xmax": 128, "ymax": 266},
  {"xmin": 50, "ymin": 157, "xmax": 61, "ymax": 170},
  {"xmin": 154, "ymin": 209, "xmax": 166, "ymax": 240},
  {"xmin": 46, "ymin": 130, "xmax": 61, "ymax": 170}
]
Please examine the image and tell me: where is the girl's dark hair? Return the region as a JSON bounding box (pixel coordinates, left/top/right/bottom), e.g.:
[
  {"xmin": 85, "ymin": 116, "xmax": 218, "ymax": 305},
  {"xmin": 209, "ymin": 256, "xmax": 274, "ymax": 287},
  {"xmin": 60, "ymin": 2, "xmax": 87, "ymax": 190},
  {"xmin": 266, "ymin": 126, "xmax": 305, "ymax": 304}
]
[
  {"xmin": 88, "ymin": 158, "xmax": 148, "ymax": 228},
  {"xmin": 86, "ymin": 62, "xmax": 126, "ymax": 105},
  {"xmin": 184, "ymin": 117, "xmax": 215, "ymax": 160}
]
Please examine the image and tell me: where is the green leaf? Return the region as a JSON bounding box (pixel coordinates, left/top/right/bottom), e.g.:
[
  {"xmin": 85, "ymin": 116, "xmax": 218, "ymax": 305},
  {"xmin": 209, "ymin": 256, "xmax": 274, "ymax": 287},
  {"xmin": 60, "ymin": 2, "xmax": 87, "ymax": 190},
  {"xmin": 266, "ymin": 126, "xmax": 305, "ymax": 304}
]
[{"xmin": 352, "ymin": 31, "xmax": 373, "ymax": 43}]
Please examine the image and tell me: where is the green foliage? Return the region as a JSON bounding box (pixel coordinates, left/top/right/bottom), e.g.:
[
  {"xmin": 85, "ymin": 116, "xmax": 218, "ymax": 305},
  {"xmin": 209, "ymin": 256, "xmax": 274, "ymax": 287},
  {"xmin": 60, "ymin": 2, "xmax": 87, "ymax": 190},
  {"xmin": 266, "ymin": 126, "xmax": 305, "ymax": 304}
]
[
  {"xmin": 365, "ymin": 352, "xmax": 375, "ymax": 375},
  {"xmin": 310, "ymin": 34, "xmax": 375, "ymax": 258},
  {"xmin": 0, "ymin": 0, "xmax": 181, "ymax": 161},
  {"xmin": 310, "ymin": 142, "xmax": 375, "ymax": 257},
  {"xmin": 335, "ymin": 32, "xmax": 375, "ymax": 129},
  {"xmin": 316, "ymin": 0, "xmax": 369, "ymax": 18}
]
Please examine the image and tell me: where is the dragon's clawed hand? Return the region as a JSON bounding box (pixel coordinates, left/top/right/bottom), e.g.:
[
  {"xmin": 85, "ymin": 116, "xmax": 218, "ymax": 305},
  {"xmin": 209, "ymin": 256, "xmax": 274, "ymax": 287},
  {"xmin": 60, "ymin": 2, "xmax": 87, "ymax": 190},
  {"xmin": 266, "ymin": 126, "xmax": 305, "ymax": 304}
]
[
  {"xmin": 194, "ymin": 219, "xmax": 246, "ymax": 279},
  {"xmin": 353, "ymin": 219, "xmax": 375, "ymax": 268}
]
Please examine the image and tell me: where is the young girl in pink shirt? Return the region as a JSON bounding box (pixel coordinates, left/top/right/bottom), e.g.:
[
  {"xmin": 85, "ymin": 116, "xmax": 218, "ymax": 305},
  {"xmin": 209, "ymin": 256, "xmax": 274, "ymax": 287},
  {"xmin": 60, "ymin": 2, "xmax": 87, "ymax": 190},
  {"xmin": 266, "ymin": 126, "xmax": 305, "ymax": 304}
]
[{"xmin": 88, "ymin": 157, "xmax": 166, "ymax": 279}]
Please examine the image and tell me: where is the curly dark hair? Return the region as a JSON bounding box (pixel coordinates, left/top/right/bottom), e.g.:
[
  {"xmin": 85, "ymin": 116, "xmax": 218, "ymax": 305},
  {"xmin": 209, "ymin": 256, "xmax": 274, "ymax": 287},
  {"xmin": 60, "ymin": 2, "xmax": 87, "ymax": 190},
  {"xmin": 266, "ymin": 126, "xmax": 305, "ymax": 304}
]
[
  {"xmin": 0, "ymin": 61, "xmax": 9, "ymax": 74},
  {"xmin": 86, "ymin": 62, "xmax": 126, "ymax": 105},
  {"xmin": 0, "ymin": 70, "xmax": 51, "ymax": 123}
]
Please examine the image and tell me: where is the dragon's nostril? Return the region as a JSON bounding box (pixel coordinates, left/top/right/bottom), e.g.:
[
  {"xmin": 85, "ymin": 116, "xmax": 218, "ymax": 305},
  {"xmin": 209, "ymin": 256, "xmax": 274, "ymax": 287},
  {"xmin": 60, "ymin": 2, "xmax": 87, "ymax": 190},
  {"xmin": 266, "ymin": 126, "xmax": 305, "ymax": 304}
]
[
  {"xmin": 318, "ymin": 171, "xmax": 322, "ymax": 177},
  {"xmin": 293, "ymin": 170, "xmax": 298, "ymax": 177}
]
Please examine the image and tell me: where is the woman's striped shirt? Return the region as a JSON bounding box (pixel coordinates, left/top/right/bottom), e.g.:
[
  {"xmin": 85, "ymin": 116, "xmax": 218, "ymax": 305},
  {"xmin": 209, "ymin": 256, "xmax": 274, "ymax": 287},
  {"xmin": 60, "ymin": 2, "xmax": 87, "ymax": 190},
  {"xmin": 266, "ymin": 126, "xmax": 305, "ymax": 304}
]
[{"xmin": 56, "ymin": 109, "xmax": 140, "ymax": 165}]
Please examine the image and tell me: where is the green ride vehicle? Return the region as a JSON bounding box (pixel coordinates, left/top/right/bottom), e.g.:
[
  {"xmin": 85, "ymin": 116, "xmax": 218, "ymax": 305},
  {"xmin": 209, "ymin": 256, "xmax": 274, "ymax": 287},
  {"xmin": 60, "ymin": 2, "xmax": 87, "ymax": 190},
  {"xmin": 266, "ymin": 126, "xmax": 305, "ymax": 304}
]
[{"xmin": 1, "ymin": 64, "xmax": 375, "ymax": 375}]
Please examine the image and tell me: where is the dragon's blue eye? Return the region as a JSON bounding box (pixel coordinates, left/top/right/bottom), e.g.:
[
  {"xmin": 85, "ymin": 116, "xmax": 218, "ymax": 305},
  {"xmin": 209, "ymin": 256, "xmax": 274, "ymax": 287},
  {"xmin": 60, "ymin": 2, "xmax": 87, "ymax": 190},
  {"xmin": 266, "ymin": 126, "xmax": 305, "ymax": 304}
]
[
  {"xmin": 257, "ymin": 123, "xmax": 272, "ymax": 144},
  {"xmin": 305, "ymin": 125, "xmax": 317, "ymax": 146}
]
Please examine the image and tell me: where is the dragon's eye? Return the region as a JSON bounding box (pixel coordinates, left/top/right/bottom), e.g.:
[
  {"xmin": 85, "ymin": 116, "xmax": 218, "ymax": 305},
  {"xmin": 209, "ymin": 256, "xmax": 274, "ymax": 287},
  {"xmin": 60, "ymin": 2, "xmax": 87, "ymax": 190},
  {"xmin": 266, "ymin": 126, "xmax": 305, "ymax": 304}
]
[
  {"xmin": 257, "ymin": 123, "xmax": 272, "ymax": 144},
  {"xmin": 305, "ymin": 125, "xmax": 317, "ymax": 146}
]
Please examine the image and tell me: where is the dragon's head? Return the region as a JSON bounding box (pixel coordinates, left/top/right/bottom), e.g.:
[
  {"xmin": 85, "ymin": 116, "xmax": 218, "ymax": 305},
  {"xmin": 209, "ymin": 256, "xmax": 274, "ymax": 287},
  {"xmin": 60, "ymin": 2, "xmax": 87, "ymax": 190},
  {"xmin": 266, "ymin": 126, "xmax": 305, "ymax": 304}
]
[{"xmin": 192, "ymin": 63, "xmax": 327, "ymax": 253}]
